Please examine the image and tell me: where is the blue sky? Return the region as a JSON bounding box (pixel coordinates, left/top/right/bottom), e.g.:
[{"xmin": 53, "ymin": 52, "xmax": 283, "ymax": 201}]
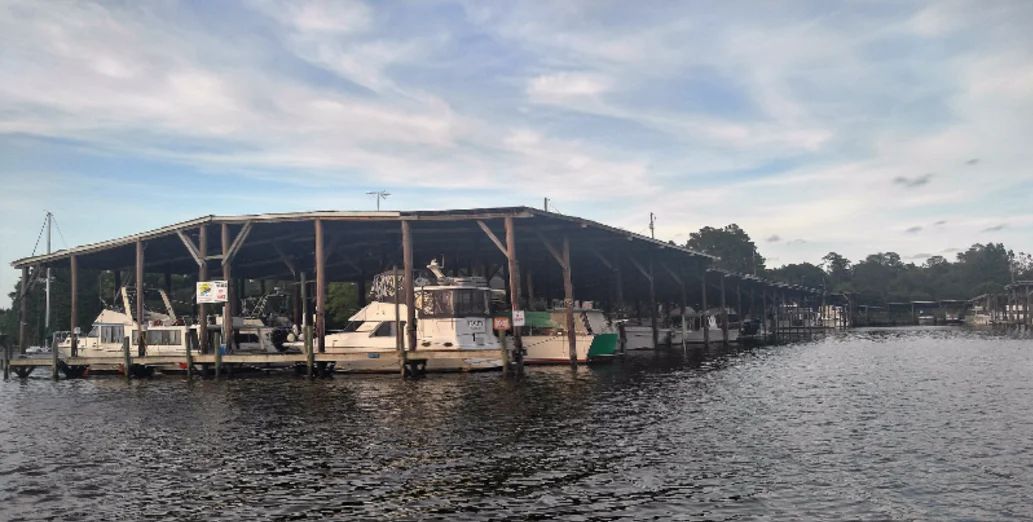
[{"xmin": 2, "ymin": 0, "xmax": 1033, "ymax": 306}]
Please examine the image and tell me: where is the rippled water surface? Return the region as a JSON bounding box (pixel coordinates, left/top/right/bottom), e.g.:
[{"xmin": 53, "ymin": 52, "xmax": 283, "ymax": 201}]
[{"xmin": 3, "ymin": 327, "xmax": 1033, "ymax": 521}]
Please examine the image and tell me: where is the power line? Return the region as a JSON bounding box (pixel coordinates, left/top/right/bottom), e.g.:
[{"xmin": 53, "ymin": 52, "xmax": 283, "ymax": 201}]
[{"xmin": 51, "ymin": 214, "xmax": 69, "ymax": 249}]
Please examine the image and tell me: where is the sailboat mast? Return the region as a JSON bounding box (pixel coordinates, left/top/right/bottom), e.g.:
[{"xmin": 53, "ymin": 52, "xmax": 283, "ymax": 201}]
[{"xmin": 45, "ymin": 212, "xmax": 52, "ymax": 340}]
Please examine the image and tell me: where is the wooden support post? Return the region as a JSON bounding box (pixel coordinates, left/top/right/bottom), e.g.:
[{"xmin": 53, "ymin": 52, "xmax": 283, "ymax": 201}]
[
  {"xmin": 301, "ymin": 271, "xmax": 313, "ymax": 377},
  {"xmin": 402, "ymin": 222, "xmax": 418, "ymax": 367},
  {"xmin": 122, "ymin": 336, "xmax": 131, "ymax": 383},
  {"xmin": 51, "ymin": 307, "xmax": 59, "ymax": 380},
  {"xmin": 315, "ymin": 219, "xmax": 327, "ymax": 354},
  {"xmin": 504, "ymin": 217, "xmax": 523, "ymax": 374},
  {"xmin": 700, "ymin": 268, "xmax": 709, "ymax": 345},
  {"xmin": 357, "ymin": 278, "xmax": 367, "ymax": 308},
  {"xmin": 679, "ymin": 275, "xmax": 688, "ymax": 352},
  {"xmin": 218, "ymin": 224, "xmax": 231, "ymax": 378},
  {"xmin": 70, "ymin": 254, "xmax": 79, "ymax": 358},
  {"xmin": 19, "ymin": 267, "xmax": 28, "ymax": 354},
  {"xmin": 762, "ymin": 289, "xmax": 769, "ymax": 341},
  {"xmin": 113, "ymin": 270, "xmax": 123, "ymax": 303},
  {"xmin": 394, "ymin": 266, "xmax": 405, "ymax": 377},
  {"xmin": 562, "ymin": 236, "xmax": 576, "ymax": 366},
  {"xmin": 720, "ymin": 274, "xmax": 729, "ymax": 345},
  {"xmin": 136, "ymin": 239, "xmax": 146, "ymax": 358},
  {"xmin": 648, "ymin": 259, "xmax": 658, "ymax": 349},
  {"xmin": 736, "ymin": 282, "xmax": 743, "ymax": 335},
  {"xmin": 198, "ymin": 224, "xmax": 208, "ymax": 360}
]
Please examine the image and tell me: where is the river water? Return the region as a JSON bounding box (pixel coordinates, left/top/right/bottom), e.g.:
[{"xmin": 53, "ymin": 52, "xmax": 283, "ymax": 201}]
[{"xmin": 1, "ymin": 327, "xmax": 1032, "ymax": 521}]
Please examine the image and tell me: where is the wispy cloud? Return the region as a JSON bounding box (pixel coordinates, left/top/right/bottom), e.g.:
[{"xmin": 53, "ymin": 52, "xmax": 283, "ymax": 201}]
[
  {"xmin": 983, "ymin": 224, "xmax": 1008, "ymax": 232},
  {"xmin": 1, "ymin": 0, "xmax": 1033, "ymax": 306},
  {"xmin": 906, "ymin": 226, "xmax": 924, "ymax": 234}
]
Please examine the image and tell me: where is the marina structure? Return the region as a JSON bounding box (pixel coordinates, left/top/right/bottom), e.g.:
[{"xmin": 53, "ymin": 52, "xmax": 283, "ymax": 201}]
[{"xmin": 4, "ymin": 207, "xmax": 836, "ymax": 380}]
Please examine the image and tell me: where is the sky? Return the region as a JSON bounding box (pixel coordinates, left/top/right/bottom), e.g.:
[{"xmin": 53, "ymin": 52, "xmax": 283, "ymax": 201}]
[{"xmin": 2, "ymin": 0, "xmax": 1032, "ymax": 307}]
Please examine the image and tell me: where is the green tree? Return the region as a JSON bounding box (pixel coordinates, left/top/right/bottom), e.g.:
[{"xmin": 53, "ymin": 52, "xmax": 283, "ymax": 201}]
[
  {"xmin": 686, "ymin": 224, "xmax": 765, "ymax": 274},
  {"xmin": 821, "ymin": 252, "xmax": 852, "ymax": 289},
  {"xmin": 768, "ymin": 262, "xmax": 827, "ymax": 288},
  {"xmin": 326, "ymin": 282, "xmax": 360, "ymax": 329}
]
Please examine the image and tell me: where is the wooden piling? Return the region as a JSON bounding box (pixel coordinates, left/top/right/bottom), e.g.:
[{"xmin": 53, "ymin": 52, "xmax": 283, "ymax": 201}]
[
  {"xmin": 219, "ymin": 224, "xmax": 233, "ymax": 378},
  {"xmin": 504, "ymin": 216, "xmax": 524, "ymax": 374},
  {"xmin": 196, "ymin": 224, "xmax": 206, "ymax": 378},
  {"xmin": 562, "ymin": 236, "xmax": 576, "ymax": 366},
  {"xmin": 122, "ymin": 336, "xmax": 131, "ymax": 383},
  {"xmin": 762, "ymin": 289, "xmax": 769, "ymax": 342},
  {"xmin": 402, "ymin": 221, "xmax": 418, "ymax": 374},
  {"xmin": 301, "ymin": 271, "xmax": 313, "ymax": 377},
  {"xmin": 614, "ymin": 261, "xmax": 625, "ymax": 354},
  {"xmin": 136, "ymin": 240, "xmax": 146, "ymax": 358},
  {"xmin": 679, "ymin": 275, "xmax": 688, "ymax": 352},
  {"xmin": 70, "ymin": 254, "xmax": 78, "ymax": 358},
  {"xmin": 647, "ymin": 258, "xmax": 658, "ymax": 350},
  {"xmin": 314, "ymin": 219, "xmax": 326, "ymax": 354},
  {"xmin": 719, "ymin": 274, "xmax": 729, "ymax": 345},
  {"xmin": 394, "ymin": 266, "xmax": 405, "ymax": 376},
  {"xmin": 18, "ymin": 267, "xmax": 28, "ymax": 354},
  {"xmin": 700, "ymin": 267, "xmax": 709, "ymax": 345}
]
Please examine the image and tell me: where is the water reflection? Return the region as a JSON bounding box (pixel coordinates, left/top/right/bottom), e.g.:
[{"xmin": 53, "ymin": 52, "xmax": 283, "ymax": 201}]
[{"xmin": 2, "ymin": 327, "xmax": 1032, "ymax": 520}]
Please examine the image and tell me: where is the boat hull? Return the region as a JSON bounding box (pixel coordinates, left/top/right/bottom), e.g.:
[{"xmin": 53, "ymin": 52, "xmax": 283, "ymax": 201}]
[
  {"xmin": 522, "ymin": 333, "xmax": 618, "ymax": 364},
  {"xmin": 623, "ymin": 326, "xmax": 669, "ymax": 350}
]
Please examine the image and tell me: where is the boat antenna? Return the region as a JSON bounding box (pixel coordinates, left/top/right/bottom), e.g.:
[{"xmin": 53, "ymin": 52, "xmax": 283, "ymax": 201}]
[{"xmin": 649, "ymin": 212, "xmax": 656, "ymax": 239}]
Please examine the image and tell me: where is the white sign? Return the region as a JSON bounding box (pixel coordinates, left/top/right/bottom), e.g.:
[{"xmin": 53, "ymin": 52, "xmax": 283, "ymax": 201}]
[
  {"xmin": 196, "ymin": 280, "xmax": 229, "ymax": 304},
  {"xmin": 512, "ymin": 310, "xmax": 526, "ymax": 327}
]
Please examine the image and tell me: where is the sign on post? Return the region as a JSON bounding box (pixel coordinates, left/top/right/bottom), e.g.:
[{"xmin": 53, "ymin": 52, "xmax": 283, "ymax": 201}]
[
  {"xmin": 512, "ymin": 310, "xmax": 526, "ymax": 327},
  {"xmin": 493, "ymin": 317, "xmax": 511, "ymax": 331},
  {"xmin": 196, "ymin": 280, "xmax": 229, "ymax": 304}
]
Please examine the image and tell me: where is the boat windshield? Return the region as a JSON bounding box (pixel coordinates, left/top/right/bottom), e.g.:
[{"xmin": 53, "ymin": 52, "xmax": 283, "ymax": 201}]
[{"xmin": 417, "ymin": 288, "xmax": 489, "ymax": 318}]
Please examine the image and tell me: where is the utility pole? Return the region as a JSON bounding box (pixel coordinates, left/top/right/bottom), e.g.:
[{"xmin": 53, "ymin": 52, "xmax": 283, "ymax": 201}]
[
  {"xmin": 649, "ymin": 213, "xmax": 656, "ymax": 239},
  {"xmin": 544, "ymin": 198, "xmax": 550, "ymax": 212},
  {"xmin": 366, "ymin": 191, "xmax": 390, "ymax": 211},
  {"xmin": 45, "ymin": 211, "xmax": 52, "ymax": 343}
]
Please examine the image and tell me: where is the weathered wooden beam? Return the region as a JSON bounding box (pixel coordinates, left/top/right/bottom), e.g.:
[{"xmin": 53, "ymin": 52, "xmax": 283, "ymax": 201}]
[
  {"xmin": 271, "ymin": 242, "xmax": 297, "ymax": 277},
  {"xmin": 176, "ymin": 230, "xmax": 203, "ymax": 266},
  {"xmin": 315, "ymin": 219, "xmax": 326, "ymax": 355},
  {"xmin": 223, "ymin": 221, "xmax": 253, "ymax": 265},
  {"xmin": 658, "ymin": 262, "xmax": 682, "ymax": 286},
  {"xmin": 70, "ymin": 254, "xmax": 79, "ymax": 358},
  {"xmin": 588, "ymin": 247, "xmax": 615, "ymax": 271},
  {"xmin": 628, "ymin": 255, "xmax": 653, "ymax": 282},
  {"xmin": 536, "ymin": 231, "xmax": 567, "ymax": 270},
  {"xmin": 198, "ymin": 223, "xmax": 209, "ymax": 357},
  {"xmin": 477, "ymin": 220, "xmax": 510, "ymax": 259},
  {"xmin": 505, "ymin": 216, "xmax": 523, "ymax": 374},
  {"xmin": 136, "ymin": 239, "xmax": 146, "ymax": 358},
  {"xmin": 403, "ymin": 222, "xmax": 417, "ymax": 358},
  {"xmin": 562, "ymin": 236, "xmax": 576, "ymax": 366}
]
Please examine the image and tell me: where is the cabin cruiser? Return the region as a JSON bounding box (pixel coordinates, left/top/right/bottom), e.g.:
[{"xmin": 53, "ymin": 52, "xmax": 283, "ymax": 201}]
[
  {"xmin": 620, "ymin": 318, "xmax": 669, "ymax": 350},
  {"xmin": 288, "ymin": 263, "xmax": 503, "ymax": 373},
  {"xmin": 57, "ymin": 288, "xmax": 290, "ymax": 373},
  {"xmin": 516, "ymin": 307, "xmax": 618, "ymax": 364}
]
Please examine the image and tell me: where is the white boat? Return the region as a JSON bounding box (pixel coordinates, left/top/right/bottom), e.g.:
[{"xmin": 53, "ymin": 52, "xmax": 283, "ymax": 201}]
[
  {"xmin": 517, "ymin": 309, "xmax": 618, "ymax": 364},
  {"xmin": 668, "ymin": 308, "xmax": 739, "ymax": 344},
  {"xmin": 289, "ymin": 264, "xmax": 503, "ymax": 373},
  {"xmin": 58, "ymin": 288, "xmax": 288, "ymax": 373},
  {"xmin": 620, "ymin": 319, "xmax": 669, "ymax": 350}
]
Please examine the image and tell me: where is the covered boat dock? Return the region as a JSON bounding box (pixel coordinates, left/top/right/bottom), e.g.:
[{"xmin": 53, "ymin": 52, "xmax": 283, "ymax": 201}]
[{"xmin": 6, "ymin": 206, "xmax": 825, "ymax": 380}]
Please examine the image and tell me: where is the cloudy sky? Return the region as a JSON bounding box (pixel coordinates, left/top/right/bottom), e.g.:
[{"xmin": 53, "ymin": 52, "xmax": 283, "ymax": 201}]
[{"xmin": 2, "ymin": 0, "xmax": 1032, "ymax": 306}]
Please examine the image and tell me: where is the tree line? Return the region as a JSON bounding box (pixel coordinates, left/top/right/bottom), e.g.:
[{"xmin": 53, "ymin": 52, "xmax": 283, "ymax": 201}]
[{"xmin": 685, "ymin": 224, "xmax": 1031, "ymax": 305}]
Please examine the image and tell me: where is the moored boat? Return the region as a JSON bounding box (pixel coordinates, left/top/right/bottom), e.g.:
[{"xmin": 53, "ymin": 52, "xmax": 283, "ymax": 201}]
[{"xmin": 515, "ymin": 309, "xmax": 618, "ymax": 364}]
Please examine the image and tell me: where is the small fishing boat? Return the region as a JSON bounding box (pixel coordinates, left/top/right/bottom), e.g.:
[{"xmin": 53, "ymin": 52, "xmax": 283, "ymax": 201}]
[
  {"xmin": 514, "ymin": 308, "xmax": 618, "ymax": 364},
  {"xmin": 288, "ymin": 262, "xmax": 503, "ymax": 373}
]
